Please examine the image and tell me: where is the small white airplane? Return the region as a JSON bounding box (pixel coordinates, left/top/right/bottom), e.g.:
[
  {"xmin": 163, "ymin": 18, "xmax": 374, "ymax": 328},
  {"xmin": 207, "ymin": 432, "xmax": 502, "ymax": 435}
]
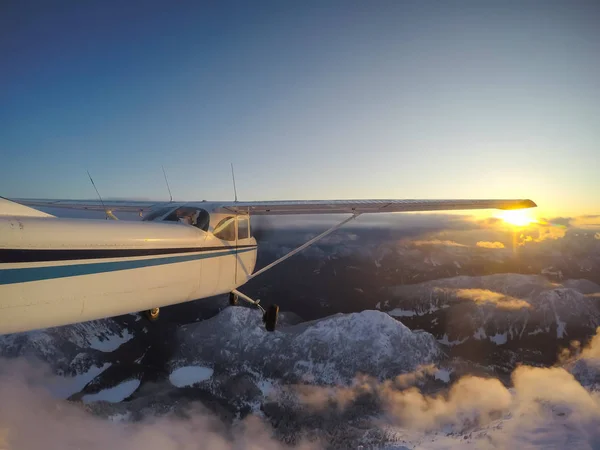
[{"xmin": 0, "ymin": 196, "xmax": 536, "ymax": 335}]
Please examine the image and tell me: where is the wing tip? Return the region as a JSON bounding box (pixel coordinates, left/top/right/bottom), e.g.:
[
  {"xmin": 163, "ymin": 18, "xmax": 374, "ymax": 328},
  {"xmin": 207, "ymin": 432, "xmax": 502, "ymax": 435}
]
[{"xmin": 501, "ymin": 199, "xmax": 537, "ymax": 210}]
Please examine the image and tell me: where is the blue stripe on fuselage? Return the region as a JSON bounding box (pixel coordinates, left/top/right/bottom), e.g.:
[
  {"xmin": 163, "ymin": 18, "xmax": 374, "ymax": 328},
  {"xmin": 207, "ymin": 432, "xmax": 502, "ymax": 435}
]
[{"xmin": 0, "ymin": 247, "xmax": 255, "ymax": 285}]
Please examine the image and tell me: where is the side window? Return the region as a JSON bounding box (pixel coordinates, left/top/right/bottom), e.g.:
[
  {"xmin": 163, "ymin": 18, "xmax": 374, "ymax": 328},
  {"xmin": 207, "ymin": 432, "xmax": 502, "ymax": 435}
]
[
  {"xmin": 238, "ymin": 216, "xmax": 249, "ymax": 240},
  {"xmin": 213, "ymin": 216, "xmax": 236, "ymax": 241}
]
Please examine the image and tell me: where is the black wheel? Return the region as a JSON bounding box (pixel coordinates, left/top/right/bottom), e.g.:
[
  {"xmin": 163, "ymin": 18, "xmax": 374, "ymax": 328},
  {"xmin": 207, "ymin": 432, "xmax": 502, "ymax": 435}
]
[
  {"xmin": 229, "ymin": 292, "xmax": 239, "ymax": 306},
  {"xmin": 145, "ymin": 307, "xmax": 160, "ymax": 321},
  {"xmin": 263, "ymin": 304, "xmax": 279, "ymax": 332}
]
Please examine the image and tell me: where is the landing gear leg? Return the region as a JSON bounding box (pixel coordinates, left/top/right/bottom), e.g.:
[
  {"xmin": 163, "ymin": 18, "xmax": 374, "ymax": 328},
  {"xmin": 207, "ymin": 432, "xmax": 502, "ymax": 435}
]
[
  {"xmin": 229, "ymin": 292, "xmax": 239, "ymax": 306},
  {"xmin": 145, "ymin": 307, "xmax": 160, "ymax": 321},
  {"xmin": 263, "ymin": 304, "xmax": 279, "ymax": 332},
  {"xmin": 230, "ymin": 289, "xmax": 279, "ymax": 332}
]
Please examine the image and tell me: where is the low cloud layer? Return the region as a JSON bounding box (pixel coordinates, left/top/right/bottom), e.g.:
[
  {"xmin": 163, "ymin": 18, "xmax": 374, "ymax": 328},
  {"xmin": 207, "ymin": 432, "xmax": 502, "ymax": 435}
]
[
  {"xmin": 285, "ymin": 328, "xmax": 600, "ymax": 446},
  {"xmin": 286, "ymin": 364, "xmax": 600, "ymax": 443},
  {"xmin": 0, "ymin": 358, "xmax": 318, "ymax": 450},
  {"xmin": 3, "ymin": 327, "xmax": 600, "ymax": 449}
]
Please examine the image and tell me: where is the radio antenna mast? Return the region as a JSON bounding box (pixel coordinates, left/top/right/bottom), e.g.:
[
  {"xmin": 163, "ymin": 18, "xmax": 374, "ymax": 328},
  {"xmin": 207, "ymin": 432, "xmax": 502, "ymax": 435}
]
[
  {"xmin": 87, "ymin": 170, "xmax": 109, "ymax": 220},
  {"xmin": 231, "ymin": 163, "xmax": 238, "ymax": 202},
  {"xmin": 162, "ymin": 165, "xmax": 173, "ymax": 202}
]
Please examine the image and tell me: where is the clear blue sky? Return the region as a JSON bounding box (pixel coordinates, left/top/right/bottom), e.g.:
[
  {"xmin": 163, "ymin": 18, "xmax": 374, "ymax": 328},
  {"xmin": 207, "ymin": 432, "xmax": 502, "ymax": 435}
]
[{"xmin": 1, "ymin": 1, "xmax": 598, "ymax": 216}]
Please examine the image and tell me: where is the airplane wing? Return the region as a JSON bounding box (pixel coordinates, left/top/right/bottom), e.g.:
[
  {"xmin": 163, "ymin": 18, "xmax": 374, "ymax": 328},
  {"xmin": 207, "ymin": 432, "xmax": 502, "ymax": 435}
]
[
  {"xmin": 6, "ymin": 197, "xmax": 536, "ymax": 216},
  {"xmin": 7, "ymin": 198, "xmax": 162, "ymax": 213},
  {"xmin": 216, "ymin": 199, "xmax": 537, "ymax": 215}
]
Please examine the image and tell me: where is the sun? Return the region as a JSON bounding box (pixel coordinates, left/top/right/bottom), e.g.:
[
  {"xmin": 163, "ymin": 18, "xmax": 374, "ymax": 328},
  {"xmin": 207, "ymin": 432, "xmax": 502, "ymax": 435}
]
[{"xmin": 495, "ymin": 209, "xmax": 537, "ymax": 227}]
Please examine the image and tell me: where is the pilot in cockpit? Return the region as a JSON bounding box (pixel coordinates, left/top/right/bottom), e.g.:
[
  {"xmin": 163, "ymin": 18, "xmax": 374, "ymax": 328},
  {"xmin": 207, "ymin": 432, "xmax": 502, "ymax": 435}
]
[
  {"xmin": 175, "ymin": 208, "xmax": 192, "ymax": 225},
  {"xmin": 169, "ymin": 207, "xmax": 210, "ymax": 231}
]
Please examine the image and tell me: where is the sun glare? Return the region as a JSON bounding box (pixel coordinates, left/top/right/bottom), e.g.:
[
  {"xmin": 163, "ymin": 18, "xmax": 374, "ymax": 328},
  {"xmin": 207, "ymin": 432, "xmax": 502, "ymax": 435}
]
[{"xmin": 496, "ymin": 209, "xmax": 537, "ymax": 227}]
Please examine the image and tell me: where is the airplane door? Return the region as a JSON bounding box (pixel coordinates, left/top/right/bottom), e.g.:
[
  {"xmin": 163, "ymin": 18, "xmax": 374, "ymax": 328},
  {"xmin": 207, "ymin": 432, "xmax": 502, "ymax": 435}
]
[
  {"xmin": 235, "ymin": 215, "xmax": 257, "ymax": 285},
  {"xmin": 211, "ymin": 215, "xmax": 237, "ymax": 294}
]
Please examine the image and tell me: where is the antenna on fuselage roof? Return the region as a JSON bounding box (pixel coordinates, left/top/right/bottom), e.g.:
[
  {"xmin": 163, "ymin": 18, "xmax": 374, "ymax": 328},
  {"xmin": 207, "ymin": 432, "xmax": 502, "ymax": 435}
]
[
  {"xmin": 231, "ymin": 163, "xmax": 238, "ymax": 202},
  {"xmin": 162, "ymin": 165, "xmax": 173, "ymax": 203},
  {"xmin": 86, "ymin": 170, "xmax": 113, "ymax": 220}
]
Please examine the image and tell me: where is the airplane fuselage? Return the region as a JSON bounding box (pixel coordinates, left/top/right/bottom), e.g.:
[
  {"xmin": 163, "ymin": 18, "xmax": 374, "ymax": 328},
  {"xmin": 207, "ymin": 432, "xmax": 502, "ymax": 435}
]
[{"xmin": 0, "ymin": 214, "xmax": 257, "ymax": 334}]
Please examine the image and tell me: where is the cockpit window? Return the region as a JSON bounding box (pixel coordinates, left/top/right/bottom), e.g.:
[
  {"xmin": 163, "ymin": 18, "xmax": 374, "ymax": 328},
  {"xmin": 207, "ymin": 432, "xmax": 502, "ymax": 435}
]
[
  {"xmin": 163, "ymin": 207, "xmax": 210, "ymax": 231},
  {"xmin": 238, "ymin": 216, "xmax": 250, "ymax": 240},
  {"xmin": 142, "ymin": 207, "xmax": 173, "ymax": 221},
  {"xmin": 214, "ymin": 216, "xmax": 236, "ymax": 241}
]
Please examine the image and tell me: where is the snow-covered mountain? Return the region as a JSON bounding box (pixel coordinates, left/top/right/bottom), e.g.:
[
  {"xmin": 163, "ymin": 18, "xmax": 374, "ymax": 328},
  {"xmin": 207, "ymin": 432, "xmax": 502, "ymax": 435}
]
[
  {"xmin": 0, "ymin": 318, "xmax": 134, "ymax": 379},
  {"xmin": 0, "ymin": 306, "xmax": 441, "ymax": 409},
  {"xmin": 384, "ymin": 274, "xmax": 600, "ymax": 370},
  {"xmin": 173, "ymin": 307, "xmax": 441, "ymax": 385}
]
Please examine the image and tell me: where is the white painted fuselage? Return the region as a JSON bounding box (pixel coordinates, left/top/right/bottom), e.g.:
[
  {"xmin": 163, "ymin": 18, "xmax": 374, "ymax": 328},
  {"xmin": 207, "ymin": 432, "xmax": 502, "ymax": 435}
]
[{"xmin": 0, "ymin": 213, "xmax": 257, "ymax": 334}]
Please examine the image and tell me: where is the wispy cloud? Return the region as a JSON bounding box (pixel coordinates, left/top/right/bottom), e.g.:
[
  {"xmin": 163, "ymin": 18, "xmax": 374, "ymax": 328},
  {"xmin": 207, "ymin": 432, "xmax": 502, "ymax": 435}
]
[
  {"xmin": 454, "ymin": 288, "xmax": 530, "ymax": 310},
  {"xmin": 476, "ymin": 241, "xmax": 505, "ymax": 249},
  {"xmin": 571, "ymin": 215, "xmax": 600, "ymax": 230},
  {"xmin": 412, "ymin": 240, "xmax": 466, "ymax": 247},
  {"xmin": 288, "ymin": 365, "xmax": 438, "ymax": 412}
]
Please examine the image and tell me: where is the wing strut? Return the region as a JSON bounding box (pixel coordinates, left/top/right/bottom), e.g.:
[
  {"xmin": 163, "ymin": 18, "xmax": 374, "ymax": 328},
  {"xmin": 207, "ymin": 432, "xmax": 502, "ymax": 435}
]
[
  {"xmin": 249, "ymin": 212, "xmax": 361, "ymax": 280},
  {"xmin": 232, "ymin": 213, "xmax": 360, "ymax": 332}
]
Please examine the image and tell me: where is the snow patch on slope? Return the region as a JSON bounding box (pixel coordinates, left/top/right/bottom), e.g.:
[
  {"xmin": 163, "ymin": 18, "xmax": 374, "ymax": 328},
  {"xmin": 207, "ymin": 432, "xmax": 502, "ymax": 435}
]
[
  {"xmin": 489, "ymin": 332, "xmax": 508, "ymax": 345},
  {"xmin": 50, "ymin": 363, "xmax": 112, "ymax": 399},
  {"xmin": 89, "ymin": 329, "xmax": 133, "ymax": 352},
  {"xmin": 388, "ymin": 309, "xmax": 415, "ymax": 317},
  {"xmin": 82, "ymin": 379, "xmax": 140, "ymax": 403},
  {"xmin": 169, "ymin": 366, "xmax": 213, "ymax": 387}
]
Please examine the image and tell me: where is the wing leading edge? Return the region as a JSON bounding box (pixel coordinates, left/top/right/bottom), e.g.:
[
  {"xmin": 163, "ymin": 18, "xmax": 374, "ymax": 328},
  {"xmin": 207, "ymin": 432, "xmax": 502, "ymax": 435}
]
[
  {"xmin": 217, "ymin": 199, "xmax": 537, "ymax": 215},
  {"xmin": 8, "ymin": 199, "xmax": 163, "ymax": 213}
]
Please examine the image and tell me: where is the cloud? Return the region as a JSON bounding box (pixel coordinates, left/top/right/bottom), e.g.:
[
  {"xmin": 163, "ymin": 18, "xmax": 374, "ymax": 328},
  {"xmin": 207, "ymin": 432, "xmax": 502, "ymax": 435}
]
[
  {"xmin": 512, "ymin": 366, "xmax": 599, "ymax": 412},
  {"xmin": 476, "ymin": 241, "xmax": 505, "ymax": 249},
  {"xmin": 454, "ymin": 288, "xmax": 530, "ymax": 310},
  {"xmin": 288, "ymin": 365, "xmax": 438, "ymax": 412},
  {"xmin": 581, "ymin": 327, "xmax": 600, "ymax": 359},
  {"xmin": 381, "ymin": 375, "xmax": 511, "ymax": 431},
  {"xmin": 412, "ymin": 240, "xmax": 466, "ymax": 247},
  {"xmin": 287, "ymin": 361, "xmax": 600, "ymax": 444},
  {"xmin": 571, "ymin": 215, "xmax": 600, "ymax": 230},
  {"xmin": 518, "ymin": 224, "xmax": 568, "ymax": 245},
  {"xmin": 546, "ymin": 217, "xmax": 572, "ymax": 227},
  {"xmin": 475, "ymin": 217, "xmax": 503, "ymax": 228},
  {"xmin": 555, "ymin": 326, "xmax": 600, "ymax": 367},
  {"xmin": 514, "ymin": 215, "xmax": 600, "ymax": 246},
  {"xmin": 473, "ymin": 214, "xmax": 600, "ymax": 246}
]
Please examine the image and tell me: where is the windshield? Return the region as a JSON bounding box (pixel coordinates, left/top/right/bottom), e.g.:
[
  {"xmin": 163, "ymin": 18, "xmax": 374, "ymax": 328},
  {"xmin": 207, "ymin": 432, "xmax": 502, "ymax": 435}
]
[
  {"xmin": 142, "ymin": 207, "xmax": 174, "ymax": 222},
  {"xmin": 163, "ymin": 207, "xmax": 210, "ymax": 231}
]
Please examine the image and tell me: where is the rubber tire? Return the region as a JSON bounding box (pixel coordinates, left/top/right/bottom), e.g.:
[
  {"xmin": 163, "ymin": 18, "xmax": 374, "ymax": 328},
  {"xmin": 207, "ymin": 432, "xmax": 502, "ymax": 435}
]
[
  {"xmin": 145, "ymin": 308, "xmax": 160, "ymax": 322},
  {"xmin": 229, "ymin": 292, "xmax": 239, "ymax": 306},
  {"xmin": 264, "ymin": 304, "xmax": 279, "ymax": 332}
]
